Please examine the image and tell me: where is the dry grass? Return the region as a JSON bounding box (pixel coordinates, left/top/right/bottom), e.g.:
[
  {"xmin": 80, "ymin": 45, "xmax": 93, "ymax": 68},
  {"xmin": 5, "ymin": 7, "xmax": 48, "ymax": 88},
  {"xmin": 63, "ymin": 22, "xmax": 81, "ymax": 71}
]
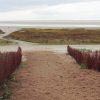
[{"xmin": 6, "ymin": 28, "xmax": 100, "ymax": 44}]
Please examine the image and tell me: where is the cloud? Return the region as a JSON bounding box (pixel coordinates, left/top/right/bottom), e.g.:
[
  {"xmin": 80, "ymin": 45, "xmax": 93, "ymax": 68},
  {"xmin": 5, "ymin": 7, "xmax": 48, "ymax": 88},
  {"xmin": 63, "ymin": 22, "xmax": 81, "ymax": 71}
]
[
  {"xmin": 0, "ymin": 1, "xmax": 100, "ymax": 20},
  {"xmin": 0, "ymin": 0, "xmax": 99, "ymax": 11}
]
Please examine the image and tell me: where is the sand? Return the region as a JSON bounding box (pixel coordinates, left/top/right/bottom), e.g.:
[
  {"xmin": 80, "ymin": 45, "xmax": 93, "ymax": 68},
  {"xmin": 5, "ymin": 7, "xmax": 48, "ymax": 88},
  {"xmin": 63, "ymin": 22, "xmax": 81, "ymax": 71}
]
[{"xmin": 10, "ymin": 51, "xmax": 100, "ymax": 100}]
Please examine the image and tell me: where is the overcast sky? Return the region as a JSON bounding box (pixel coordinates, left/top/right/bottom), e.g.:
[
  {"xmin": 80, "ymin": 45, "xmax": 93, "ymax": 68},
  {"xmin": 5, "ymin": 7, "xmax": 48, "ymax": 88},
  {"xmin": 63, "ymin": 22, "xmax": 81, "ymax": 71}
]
[{"xmin": 0, "ymin": 0, "xmax": 100, "ymax": 21}]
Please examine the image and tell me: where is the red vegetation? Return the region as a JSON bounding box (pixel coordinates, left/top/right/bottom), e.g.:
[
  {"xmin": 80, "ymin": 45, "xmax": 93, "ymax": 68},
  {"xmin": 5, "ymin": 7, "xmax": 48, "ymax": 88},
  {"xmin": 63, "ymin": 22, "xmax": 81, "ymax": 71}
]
[
  {"xmin": 0, "ymin": 47, "xmax": 22, "ymax": 82},
  {"xmin": 67, "ymin": 46, "xmax": 100, "ymax": 71}
]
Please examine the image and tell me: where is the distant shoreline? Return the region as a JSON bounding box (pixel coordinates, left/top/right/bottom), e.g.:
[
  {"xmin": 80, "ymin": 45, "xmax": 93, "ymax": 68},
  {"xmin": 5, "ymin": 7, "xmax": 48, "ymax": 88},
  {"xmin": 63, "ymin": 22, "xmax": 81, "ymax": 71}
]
[
  {"xmin": 0, "ymin": 20, "xmax": 100, "ymax": 27},
  {"xmin": 0, "ymin": 24, "xmax": 100, "ymax": 29}
]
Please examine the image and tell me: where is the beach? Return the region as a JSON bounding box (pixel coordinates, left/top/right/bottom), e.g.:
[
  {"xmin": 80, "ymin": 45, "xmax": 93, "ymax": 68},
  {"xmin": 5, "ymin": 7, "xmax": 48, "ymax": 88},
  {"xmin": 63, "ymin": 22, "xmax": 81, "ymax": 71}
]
[{"xmin": 0, "ymin": 25, "xmax": 100, "ymax": 100}]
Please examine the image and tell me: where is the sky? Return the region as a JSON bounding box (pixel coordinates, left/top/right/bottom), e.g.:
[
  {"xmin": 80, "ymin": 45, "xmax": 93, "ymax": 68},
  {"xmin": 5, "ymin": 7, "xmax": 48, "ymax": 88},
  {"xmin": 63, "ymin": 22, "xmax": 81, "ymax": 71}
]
[{"xmin": 0, "ymin": 0, "xmax": 100, "ymax": 21}]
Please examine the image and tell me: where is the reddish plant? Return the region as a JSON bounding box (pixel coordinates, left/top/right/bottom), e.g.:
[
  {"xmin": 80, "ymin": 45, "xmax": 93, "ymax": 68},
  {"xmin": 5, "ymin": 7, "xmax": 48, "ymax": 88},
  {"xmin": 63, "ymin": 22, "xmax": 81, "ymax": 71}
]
[
  {"xmin": 67, "ymin": 46, "xmax": 100, "ymax": 72},
  {"xmin": 0, "ymin": 47, "xmax": 22, "ymax": 82}
]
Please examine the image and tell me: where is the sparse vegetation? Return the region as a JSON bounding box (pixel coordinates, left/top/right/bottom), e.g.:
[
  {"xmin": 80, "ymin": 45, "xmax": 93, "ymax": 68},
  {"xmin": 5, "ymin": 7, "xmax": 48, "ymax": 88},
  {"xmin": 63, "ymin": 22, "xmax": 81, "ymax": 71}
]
[
  {"xmin": 0, "ymin": 39, "xmax": 13, "ymax": 45},
  {"xmin": 0, "ymin": 81, "xmax": 12, "ymax": 100},
  {"xmin": 0, "ymin": 73, "xmax": 18, "ymax": 100},
  {"xmin": 6, "ymin": 28, "xmax": 100, "ymax": 44}
]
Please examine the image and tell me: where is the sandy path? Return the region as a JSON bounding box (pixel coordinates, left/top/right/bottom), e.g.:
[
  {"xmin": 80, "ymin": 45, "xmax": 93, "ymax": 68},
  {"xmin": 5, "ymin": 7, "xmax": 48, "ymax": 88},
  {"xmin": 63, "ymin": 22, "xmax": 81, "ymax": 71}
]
[{"xmin": 10, "ymin": 52, "xmax": 100, "ymax": 100}]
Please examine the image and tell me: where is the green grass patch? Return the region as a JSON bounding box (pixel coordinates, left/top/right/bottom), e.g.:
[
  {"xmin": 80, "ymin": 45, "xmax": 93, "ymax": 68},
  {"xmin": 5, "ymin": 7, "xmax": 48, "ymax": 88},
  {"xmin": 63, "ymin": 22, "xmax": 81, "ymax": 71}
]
[
  {"xmin": 80, "ymin": 64, "xmax": 87, "ymax": 69},
  {"xmin": 0, "ymin": 39, "xmax": 14, "ymax": 46},
  {"xmin": 0, "ymin": 80, "xmax": 12, "ymax": 100}
]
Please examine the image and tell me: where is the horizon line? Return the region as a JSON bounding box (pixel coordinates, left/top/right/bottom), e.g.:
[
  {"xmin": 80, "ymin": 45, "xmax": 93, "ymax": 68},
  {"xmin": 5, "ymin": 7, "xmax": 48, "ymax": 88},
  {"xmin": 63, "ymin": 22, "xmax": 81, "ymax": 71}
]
[{"xmin": 0, "ymin": 20, "xmax": 100, "ymax": 22}]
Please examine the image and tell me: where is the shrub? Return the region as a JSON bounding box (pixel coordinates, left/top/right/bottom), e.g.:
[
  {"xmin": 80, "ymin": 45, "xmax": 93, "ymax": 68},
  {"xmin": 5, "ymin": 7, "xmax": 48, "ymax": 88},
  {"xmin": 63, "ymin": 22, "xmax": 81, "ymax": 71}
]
[
  {"xmin": 0, "ymin": 47, "xmax": 22, "ymax": 82},
  {"xmin": 67, "ymin": 46, "xmax": 100, "ymax": 72}
]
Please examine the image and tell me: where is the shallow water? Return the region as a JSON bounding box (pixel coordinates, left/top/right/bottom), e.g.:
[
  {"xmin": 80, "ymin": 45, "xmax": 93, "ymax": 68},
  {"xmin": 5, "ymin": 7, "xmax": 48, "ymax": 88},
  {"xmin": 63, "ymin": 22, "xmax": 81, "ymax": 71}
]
[{"xmin": 1, "ymin": 21, "xmax": 100, "ymax": 28}]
